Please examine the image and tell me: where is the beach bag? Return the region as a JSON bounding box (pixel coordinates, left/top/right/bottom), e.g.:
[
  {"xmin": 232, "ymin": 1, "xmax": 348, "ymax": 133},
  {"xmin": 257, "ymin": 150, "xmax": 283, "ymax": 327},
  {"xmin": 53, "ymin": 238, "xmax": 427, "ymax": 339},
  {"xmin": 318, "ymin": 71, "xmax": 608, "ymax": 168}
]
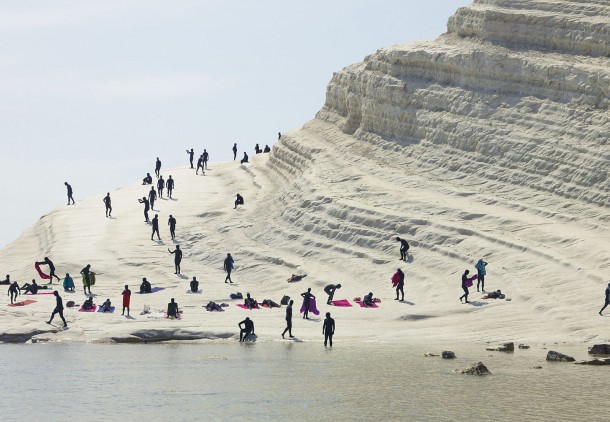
[
  {"xmin": 281, "ymin": 295, "xmax": 290, "ymax": 305},
  {"xmin": 230, "ymin": 292, "xmax": 243, "ymax": 300},
  {"xmin": 66, "ymin": 301, "xmax": 75, "ymax": 308}
]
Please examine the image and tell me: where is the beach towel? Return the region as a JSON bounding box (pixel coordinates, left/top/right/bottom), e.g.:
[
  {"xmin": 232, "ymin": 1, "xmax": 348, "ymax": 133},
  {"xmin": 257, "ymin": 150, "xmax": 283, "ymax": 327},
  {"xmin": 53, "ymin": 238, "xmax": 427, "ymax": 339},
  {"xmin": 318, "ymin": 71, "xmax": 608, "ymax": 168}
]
[
  {"xmin": 97, "ymin": 306, "xmax": 116, "ymax": 313},
  {"xmin": 237, "ymin": 304, "xmax": 259, "ymax": 310},
  {"xmin": 300, "ymin": 297, "xmax": 320, "ymax": 315},
  {"xmin": 355, "ymin": 301, "xmax": 378, "ymax": 308},
  {"xmin": 186, "ymin": 290, "xmax": 203, "ymax": 294},
  {"xmin": 331, "ymin": 299, "xmax": 352, "ymax": 307},
  {"xmin": 8, "ymin": 299, "xmax": 37, "ymax": 307},
  {"xmin": 29, "ymin": 290, "xmax": 55, "ymax": 295},
  {"xmin": 136, "ymin": 287, "xmax": 165, "ymax": 294},
  {"xmin": 79, "ymin": 305, "xmax": 97, "ymax": 312},
  {"xmin": 34, "ymin": 262, "xmax": 51, "ymax": 280},
  {"xmin": 81, "ymin": 272, "xmax": 96, "ymax": 286}
]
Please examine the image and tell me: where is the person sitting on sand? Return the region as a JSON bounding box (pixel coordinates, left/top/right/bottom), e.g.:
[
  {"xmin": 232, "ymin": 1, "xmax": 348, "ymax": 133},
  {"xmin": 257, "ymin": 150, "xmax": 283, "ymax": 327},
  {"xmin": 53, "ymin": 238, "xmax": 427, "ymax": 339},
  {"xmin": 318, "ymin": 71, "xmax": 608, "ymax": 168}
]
[
  {"xmin": 238, "ymin": 317, "xmax": 254, "ymax": 342},
  {"xmin": 140, "ymin": 277, "xmax": 152, "ymax": 294},
  {"xmin": 244, "ymin": 293, "xmax": 258, "ymax": 309},
  {"xmin": 262, "ymin": 299, "xmax": 280, "ymax": 308},
  {"xmin": 101, "ymin": 298, "xmax": 112, "ymax": 312},
  {"xmin": 234, "ymin": 194, "xmax": 244, "ymax": 209},
  {"xmin": 0, "ymin": 275, "xmax": 10, "ymax": 285},
  {"xmin": 82, "ymin": 296, "xmax": 94, "ymax": 310},
  {"xmin": 167, "ymin": 298, "xmax": 179, "ymax": 318},
  {"xmin": 142, "ymin": 173, "xmax": 153, "ymax": 185},
  {"xmin": 482, "ymin": 290, "xmax": 505, "ymax": 300},
  {"xmin": 263, "ymin": 145, "xmax": 270, "ymax": 153},
  {"xmin": 190, "ymin": 277, "xmax": 199, "ymax": 293},
  {"xmin": 20, "ymin": 279, "xmax": 39, "ymax": 295},
  {"xmin": 362, "ymin": 292, "xmax": 376, "ymax": 307},
  {"xmin": 287, "ymin": 274, "xmax": 307, "ymax": 283},
  {"xmin": 240, "ymin": 152, "xmax": 249, "ymax": 164},
  {"xmin": 62, "ymin": 273, "xmax": 74, "ymax": 291}
]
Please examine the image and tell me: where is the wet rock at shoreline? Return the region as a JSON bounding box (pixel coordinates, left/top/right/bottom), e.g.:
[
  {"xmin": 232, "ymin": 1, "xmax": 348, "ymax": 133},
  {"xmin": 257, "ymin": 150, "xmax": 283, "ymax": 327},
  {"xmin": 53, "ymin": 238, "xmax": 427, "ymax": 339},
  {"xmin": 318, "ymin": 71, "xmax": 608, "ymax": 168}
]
[
  {"xmin": 518, "ymin": 344, "xmax": 530, "ymax": 349},
  {"xmin": 574, "ymin": 358, "xmax": 610, "ymax": 366},
  {"xmin": 442, "ymin": 351, "xmax": 456, "ymax": 359},
  {"xmin": 423, "ymin": 353, "xmax": 439, "ymax": 357},
  {"xmin": 486, "ymin": 342, "xmax": 514, "ymax": 352},
  {"xmin": 457, "ymin": 362, "xmax": 491, "ymax": 375},
  {"xmin": 588, "ymin": 344, "xmax": 610, "ymax": 355},
  {"xmin": 546, "ymin": 351, "xmax": 575, "ymax": 362}
]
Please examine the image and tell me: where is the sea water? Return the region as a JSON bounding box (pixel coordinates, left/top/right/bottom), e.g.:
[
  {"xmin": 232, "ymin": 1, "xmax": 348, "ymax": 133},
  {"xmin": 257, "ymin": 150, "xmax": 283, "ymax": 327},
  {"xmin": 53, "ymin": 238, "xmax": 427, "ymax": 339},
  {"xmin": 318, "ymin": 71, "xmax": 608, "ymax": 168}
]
[{"xmin": 0, "ymin": 341, "xmax": 604, "ymax": 421}]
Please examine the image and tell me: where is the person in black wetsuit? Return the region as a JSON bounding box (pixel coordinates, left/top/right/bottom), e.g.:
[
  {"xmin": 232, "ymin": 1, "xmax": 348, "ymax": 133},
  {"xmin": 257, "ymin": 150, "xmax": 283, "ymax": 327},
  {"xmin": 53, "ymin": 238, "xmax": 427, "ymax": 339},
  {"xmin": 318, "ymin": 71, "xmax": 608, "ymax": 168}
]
[
  {"xmin": 138, "ymin": 197, "xmax": 150, "ymax": 222},
  {"xmin": 8, "ymin": 280, "xmax": 20, "ymax": 304},
  {"xmin": 142, "ymin": 173, "xmax": 153, "ymax": 185},
  {"xmin": 148, "ymin": 187, "xmax": 157, "ymax": 210},
  {"xmin": 281, "ymin": 300, "xmax": 294, "ymax": 339},
  {"xmin": 20, "ymin": 279, "xmax": 39, "ymax": 295},
  {"xmin": 240, "ymin": 152, "xmax": 249, "ymax": 164},
  {"xmin": 190, "ymin": 277, "xmax": 199, "ymax": 293},
  {"xmin": 168, "ymin": 245, "xmax": 182, "ymax": 274},
  {"xmin": 151, "ymin": 214, "xmax": 161, "ymax": 240},
  {"xmin": 167, "ymin": 298, "xmax": 179, "ymax": 318},
  {"xmin": 46, "ymin": 291, "xmax": 67, "ymax": 327},
  {"xmin": 323, "ymin": 312, "xmax": 335, "ymax": 347},
  {"xmin": 155, "ymin": 157, "xmax": 162, "ymax": 178},
  {"xmin": 166, "ymin": 176, "xmax": 174, "ymax": 199},
  {"xmin": 263, "ymin": 145, "xmax": 270, "ymax": 153},
  {"xmin": 202, "ymin": 149, "xmax": 209, "ymax": 170},
  {"xmin": 395, "ymin": 268, "xmax": 405, "ymax": 301},
  {"xmin": 459, "ymin": 270, "xmax": 471, "ymax": 303},
  {"xmin": 224, "ymin": 253, "xmax": 234, "ymax": 283},
  {"xmin": 168, "ymin": 215, "xmax": 176, "ymax": 240},
  {"xmin": 196, "ymin": 155, "xmax": 205, "ymax": 175},
  {"xmin": 0, "ymin": 275, "xmax": 10, "ymax": 285},
  {"xmin": 103, "ymin": 193, "xmax": 112, "ymax": 217},
  {"xmin": 396, "ymin": 237, "xmax": 410, "ymax": 261},
  {"xmin": 255, "ymin": 143, "xmax": 261, "ymax": 154},
  {"xmin": 37, "ymin": 257, "xmax": 60, "ymax": 283},
  {"xmin": 363, "ymin": 292, "xmax": 376, "ymax": 307},
  {"xmin": 232, "ymin": 143, "xmax": 237, "ymax": 160},
  {"xmin": 244, "ymin": 293, "xmax": 258, "ymax": 309},
  {"xmin": 65, "ymin": 182, "xmax": 75, "ymax": 205},
  {"xmin": 157, "ymin": 176, "xmax": 165, "ymax": 199},
  {"xmin": 238, "ymin": 317, "xmax": 254, "ymax": 342},
  {"xmin": 81, "ymin": 264, "xmax": 92, "ymax": 295},
  {"xmin": 140, "ymin": 277, "xmax": 151, "ymax": 293},
  {"xmin": 301, "ymin": 288, "xmax": 315, "ymax": 319},
  {"xmin": 599, "ymin": 282, "xmax": 610, "ymax": 316},
  {"xmin": 186, "ymin": 149, "xmax": 194, "ymax": 168},
  {"xmin": 278, "ymin": 132, "xmax": 281, "ymax": 140},
  {"xmin": 324, "ymin": 284, "xmax": 341, "ymax": 305},
  {"xmin": 234, "ymin": 194, "xmax": 244, "ymax": 209}
]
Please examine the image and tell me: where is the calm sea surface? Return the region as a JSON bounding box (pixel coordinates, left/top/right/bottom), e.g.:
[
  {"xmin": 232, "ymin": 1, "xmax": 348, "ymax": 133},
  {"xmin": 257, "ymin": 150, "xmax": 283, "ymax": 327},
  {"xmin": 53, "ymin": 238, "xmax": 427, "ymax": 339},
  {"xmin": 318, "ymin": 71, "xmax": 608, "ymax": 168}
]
[{"xmin": 0, "ymin": 341, "xmax": 604, "ymax": 421}]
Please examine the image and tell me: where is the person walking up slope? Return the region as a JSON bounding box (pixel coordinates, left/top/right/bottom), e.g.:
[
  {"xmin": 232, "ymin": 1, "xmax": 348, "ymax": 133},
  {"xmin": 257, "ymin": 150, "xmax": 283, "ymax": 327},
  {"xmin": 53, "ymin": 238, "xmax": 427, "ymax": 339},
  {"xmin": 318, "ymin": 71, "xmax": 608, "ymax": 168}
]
[
  {"xmin": 599, "ymin": 282, "xmax": 610, "ymax": 316},
  {"xmin": 224, "ymin": 253, "xmax": 234, "ymax": 283},
  {"xmin": 151, "ymin": 215, "xmax": 161, "ymax": 240},
  {"xmin": 459, "ymin": 270, "xmax": 473, "ymax": 304},
  {"xmin": 46, "ymin": 291, "xmax": 67, "ymax": 328},
  {"xmin": 281, "ymin": 300, "xmax": 294, "ymax": 339},
  {"xmin": 65, "ymin": 182, "xmax": 75, "ymax": 205}
]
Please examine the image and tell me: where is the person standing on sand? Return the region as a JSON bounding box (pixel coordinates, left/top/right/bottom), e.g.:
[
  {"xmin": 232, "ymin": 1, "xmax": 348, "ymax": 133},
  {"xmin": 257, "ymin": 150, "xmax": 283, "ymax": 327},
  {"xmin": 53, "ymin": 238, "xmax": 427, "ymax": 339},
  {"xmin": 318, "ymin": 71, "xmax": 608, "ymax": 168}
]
[
  {"xmin": 324, "ymin": 284, "xmax": 341, "ymax": 305},
  {"xmin": 224, "ymin": 253, "xmax": 234, "ymax": 283},
  {"xmin": 301, "ymin": 288, "xmax": 315, "ymax": 319},
  {"xmin": 168, "ymin": 245, "xmax": 183, "ymax": 274},
  {"xmin": 202, "ymin": 149, "xmax": 209, "ymax": 170},
  {"xmin": 37, "ymin": 257, "xmax": 60, "ymax": 283},
  {"xmin": 81, "ymin": 264, "xmax": 92, "ymax": 295},
  {"xmin": 46, "ymin": 291, "xmax": 67, "ymax": 328},
  {"xmin": 122, "ymin": 285, "xmax": 131, "ymax": 316},
  {"xmin": 395, "ymin": 237, "xmax": 410, "ymax": 261},
  {"xmin": 186, "ymin": 148, "xmax": 194, "ymax": 168},
  {"xmin": 475, "ymin": 259, "xmax": 488, "ymax": 292},
  {"xmin": 65, "ymin": 182, "xmax": 75, "ymax": 205},
  {"xmin": 148, "ymin": 186, "xmax": 157, "ymax": 210},
  {"xmin": 234, "ymin": 194, "xmax": 244, "ymax": 209},
  {"xmin": 599, "ymin": 282, "xmax": 610, "ymax": 316},
  {"xmin": 8, "ymin": 280, "xmax": 20, "ymax": 304},
  {"xmin": 166, "ymin": 176, "xmax": 175, "ymax": 199},
  {"xmin": 323, "ymin": 312, "xmax": 335, "ymax": 347},
  {"xmin": 392, "ymin": 268, "xmax": 405, "ymax": 301},
  {"xmin": 282, "ymin": 300, "xmax": 294, "ymax": 338},
  {"xmin": 232, "ymin": 143, "xmax": 237, "ymax": 160},
  {"xmin": 103, "ymin": 193, "xmax": 112, "ymax": 217},
  {"xmin": 278, "ymin": 132, "xmax": 281, "ymax": 140},
  {"xmin": 196, "ymin": 155, "xmax": 205, "ymax": 175},
  {"xmin": 459, "ymin": 270, "xmax": 471, "ymax": 303},
  {"xmin": 157, "ymin": 175, "xmax": 165, "ymax": 199},
  {"xmin": 138, "ymin": 197, "xmax": 150, "ymax": 222},
  {"xmin": 238, "ymin": 317, "xmax": 254, "ymax": 342},
  {"xmin": 151, "ymin": 214, "xmax": 161, "ymax": 241},
  {"xmin": 155, "ymin": 157, "xmax": 162, "ymax": 178},
  {"xmin": 168, "ymin": 215, "xmax": 176, "ymax": 240}
]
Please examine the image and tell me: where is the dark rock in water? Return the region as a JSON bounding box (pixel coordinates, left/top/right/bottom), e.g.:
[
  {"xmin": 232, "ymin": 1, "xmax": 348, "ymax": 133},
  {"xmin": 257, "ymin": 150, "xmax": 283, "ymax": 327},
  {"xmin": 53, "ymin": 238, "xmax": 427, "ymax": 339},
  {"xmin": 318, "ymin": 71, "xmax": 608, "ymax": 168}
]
[
  {"xmin": 458, "ymin": 362, "xmax": 491, "ymax": 375},
  {"xmin": 518, "ymin": 344, "xmax": 530, "ymax": 349},
  {"xmin": 574, "ymin": 358, "xmax": 610, "ymax": 366},
  {"xmin": 486, "ymin": 342, "xmax": 514, "ymax": 352},
  {"xmin": 533, "ymin": 366, "xmax": 543, "ymax": 369},
  {"xmin": 546, "ymin": 351, "xmax": 575, "ymax": 362},
  {"xmin": 442, "ymin": 351, "xmax": 456, "ymax": 359},
  {"xmin": 423, "ymin": 353, "xmax": 439, "ymax": 357},
  {"xmin": 588, "ymin": 344, "xmax": 610, "ymax": 355}
]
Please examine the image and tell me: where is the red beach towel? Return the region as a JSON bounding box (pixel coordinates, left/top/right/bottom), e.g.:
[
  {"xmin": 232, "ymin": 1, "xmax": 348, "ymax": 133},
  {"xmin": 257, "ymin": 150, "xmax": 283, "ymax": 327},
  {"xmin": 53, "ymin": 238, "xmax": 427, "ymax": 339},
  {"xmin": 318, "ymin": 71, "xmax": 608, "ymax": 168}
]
[
  {"xmin": 8, "ymin": 299, "xmax": 37, "ymax": 307},
  {"xmin": 35, "ymin": 262, "xmax": 51, "ymax": 280},
  {"xmin": 355, "ymin": 301, "xmax": 378, "ymax": 308}
]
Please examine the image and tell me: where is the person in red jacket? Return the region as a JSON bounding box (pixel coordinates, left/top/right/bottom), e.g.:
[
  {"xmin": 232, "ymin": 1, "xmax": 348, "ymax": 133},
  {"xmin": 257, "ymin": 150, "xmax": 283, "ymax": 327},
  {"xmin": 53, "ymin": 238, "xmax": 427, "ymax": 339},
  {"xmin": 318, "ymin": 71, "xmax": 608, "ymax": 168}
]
[
  {"xmin": 392, "ymin": 268, "xmax": 405, "ymax": 301},
  {"xmin": 122, "ymin": 285, "xmax": 131, "ymax": 316}
]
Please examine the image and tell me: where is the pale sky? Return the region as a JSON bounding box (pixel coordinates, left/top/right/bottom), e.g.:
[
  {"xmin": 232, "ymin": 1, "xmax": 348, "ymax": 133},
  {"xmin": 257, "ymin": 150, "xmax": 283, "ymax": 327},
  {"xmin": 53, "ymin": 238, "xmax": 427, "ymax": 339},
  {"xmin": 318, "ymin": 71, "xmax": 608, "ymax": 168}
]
[{"xmin": 0, "ymin": 0, "xmax": 469, "ymax": 248}]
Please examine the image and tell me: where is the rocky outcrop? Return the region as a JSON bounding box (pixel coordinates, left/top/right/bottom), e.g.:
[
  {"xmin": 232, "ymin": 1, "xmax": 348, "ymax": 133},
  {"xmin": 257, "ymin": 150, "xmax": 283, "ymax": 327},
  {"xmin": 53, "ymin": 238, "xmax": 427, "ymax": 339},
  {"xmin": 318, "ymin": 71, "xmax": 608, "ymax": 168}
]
[
  {"xmin": 546, "ymin": 351, "xmax": 576, "ymax": 362},
  {"xmin": 518, "ymin": 344, "xmax": 530, "ymax": 350},
  {"xmin": 458, "ymin": 362, "xmax": 491, "ymax": 375},
  {"xmin": 486, "ymin": 342, "xmax": 514, "ymax": 352},
  {"xmin": 110, "ymin": 329, "xmax": 235, "ymax": 343},
  {"xmin": 442, "ymin": 351, "xmax": 456, "ymax": 359},
  {"xmin": 588, "ymin": 344, "xmax": 610, "ymax": 355},
  {"xmin": 574, "ymin": 358, "xmax": 610, "ymax": 366}
]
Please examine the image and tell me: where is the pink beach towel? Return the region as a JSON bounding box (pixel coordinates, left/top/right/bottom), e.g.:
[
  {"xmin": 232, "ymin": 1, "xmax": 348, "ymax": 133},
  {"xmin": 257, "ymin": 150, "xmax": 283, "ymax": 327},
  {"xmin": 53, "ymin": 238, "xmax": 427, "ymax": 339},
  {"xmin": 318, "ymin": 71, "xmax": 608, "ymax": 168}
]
[
  {"xmin": 34, "ymin": 262, "xmax": 51, "ymax": 280},
  {"xmin": 331, "ymin": 299, "xmax": 352, "ymax": 307},
  {"xmin": 300, "ymin": 297, "xmax": 320, "ymax": 315},
  {"xmin": 355, "ymin": 301, "xmax": 378, "ymax": 308},
  {"xmin": 79, "ymin": 305, "xmax": 97, "ymax": 312},
  {"xmin": 237, "ymin": 304, "xmax": 259, "ymax": 310},
  {"xmin": 29, "ymin": 290, "xmax": 55, "ymax": 295},
  {"xmin": 8, "ymin": 299, "xmax": 37, "ymax": 307}
]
